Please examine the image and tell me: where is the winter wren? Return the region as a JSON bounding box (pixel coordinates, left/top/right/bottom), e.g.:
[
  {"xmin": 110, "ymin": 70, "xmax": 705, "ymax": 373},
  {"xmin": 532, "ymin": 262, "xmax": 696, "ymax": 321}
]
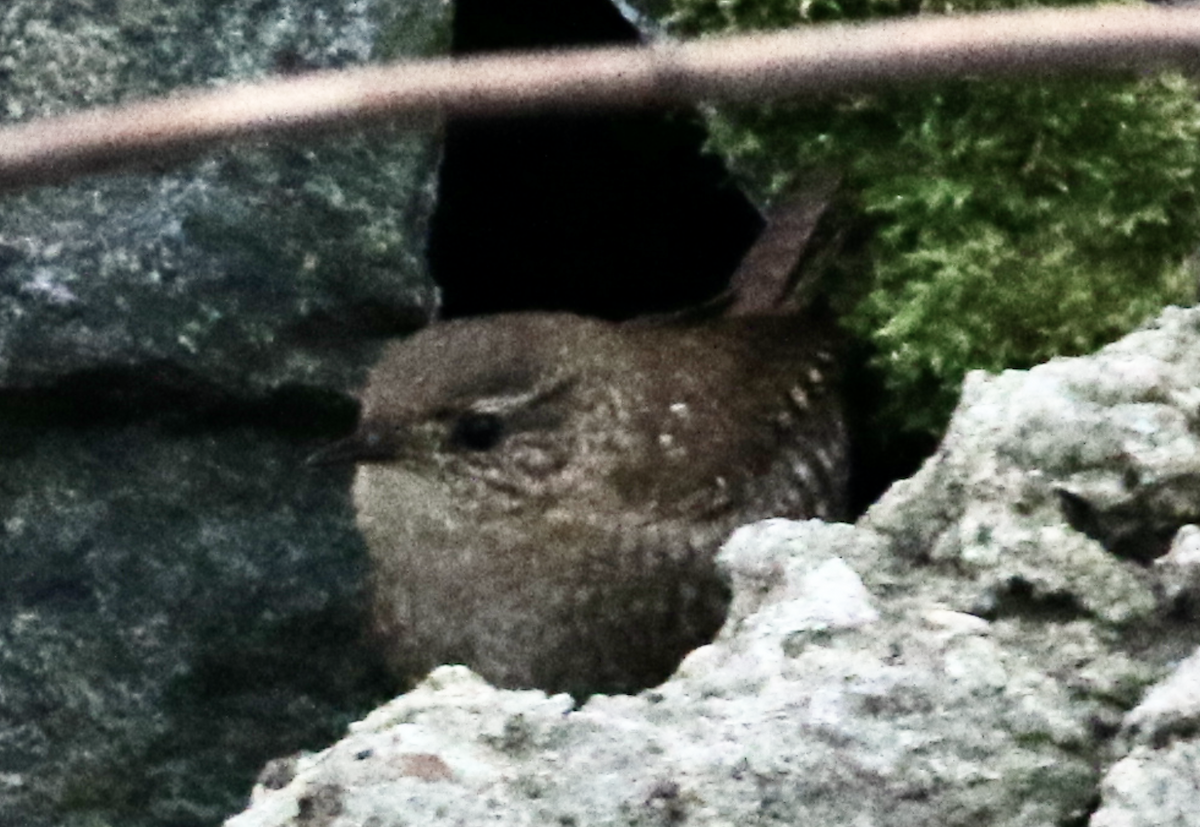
[{"xmin": 313, "ymin": 178, "xmax": 849, "ymax": 697}]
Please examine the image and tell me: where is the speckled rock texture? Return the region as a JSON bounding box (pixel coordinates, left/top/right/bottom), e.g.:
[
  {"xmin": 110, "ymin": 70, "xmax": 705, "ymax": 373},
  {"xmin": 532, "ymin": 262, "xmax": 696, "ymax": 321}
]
[
  {"xmin": 0, "ymin": 0, "xmax": 444, "ymax": 392},
  {"xmin": 1091, "ymin": 645, "xmax": 1200, "ymax": 827},
  {"xmin": 0, "ymin": 2, "xmax": 448, "ymax": 826},
  {"xmin": 227, "ymin": 306, "xmax": 1200, "ymax": 827}
]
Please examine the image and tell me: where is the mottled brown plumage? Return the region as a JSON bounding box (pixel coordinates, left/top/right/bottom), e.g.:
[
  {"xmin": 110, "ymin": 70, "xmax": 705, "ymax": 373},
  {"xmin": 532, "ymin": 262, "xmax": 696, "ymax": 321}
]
[{"xmin": 313, "ymin": 177, "xmax": 849, "ymax": 697}]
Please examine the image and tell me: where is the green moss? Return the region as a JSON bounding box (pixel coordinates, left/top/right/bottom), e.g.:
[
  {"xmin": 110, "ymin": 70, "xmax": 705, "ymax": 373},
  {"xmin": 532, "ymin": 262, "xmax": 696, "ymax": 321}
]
[{"xmin": 666, "ymin": 0, "xmax": 1200, "ymax": 438}]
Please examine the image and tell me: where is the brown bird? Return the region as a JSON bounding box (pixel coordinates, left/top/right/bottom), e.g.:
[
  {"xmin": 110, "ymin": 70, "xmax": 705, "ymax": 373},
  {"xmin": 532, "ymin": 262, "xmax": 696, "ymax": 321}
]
[{"xmin": 312, "ymin": 174, "xmax": 849, "ymax": 697}]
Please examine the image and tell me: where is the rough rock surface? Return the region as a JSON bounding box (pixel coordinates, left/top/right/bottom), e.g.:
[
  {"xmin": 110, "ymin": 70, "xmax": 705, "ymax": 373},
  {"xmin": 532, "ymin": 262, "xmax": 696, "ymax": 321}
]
[
  {"xmin": 1091, "ymin": 644, "xmax": 1200, "ymax": 827},
  {"xmin": 0, "ymin": 2, "xmax": 448, "ymax": 825},
  {"xmin": 0, "ymin": 0, "xmax": 444, "ymax": 393},
  {"xmin": 228, "ymin": 306, "xmax": 1200, "ymax": 827}
]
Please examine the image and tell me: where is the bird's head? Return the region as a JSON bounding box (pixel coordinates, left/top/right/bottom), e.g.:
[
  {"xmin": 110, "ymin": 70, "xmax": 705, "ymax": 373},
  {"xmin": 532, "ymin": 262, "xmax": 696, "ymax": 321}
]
[{"xmin": 308, "ymin": 313, "xmax": 620, "ymax": 503}]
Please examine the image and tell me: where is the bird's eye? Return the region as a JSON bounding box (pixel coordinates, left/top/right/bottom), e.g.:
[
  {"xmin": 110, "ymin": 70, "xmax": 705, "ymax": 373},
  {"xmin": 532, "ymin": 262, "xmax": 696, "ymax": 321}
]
[{"xmin": 449, "ymin": 411, "xmax": 505, "ymax": 452}]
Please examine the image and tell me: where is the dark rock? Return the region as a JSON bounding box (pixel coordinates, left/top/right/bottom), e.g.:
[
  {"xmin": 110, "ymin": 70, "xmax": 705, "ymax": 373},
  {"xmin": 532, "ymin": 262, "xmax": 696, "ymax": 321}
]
[
  {"xmin": 0, "ymin": 0, "xmax": 449, "ymax": 824},
  {"xmin": 0, "ymin": 0, "xmax": 445, "ymax": 393}
]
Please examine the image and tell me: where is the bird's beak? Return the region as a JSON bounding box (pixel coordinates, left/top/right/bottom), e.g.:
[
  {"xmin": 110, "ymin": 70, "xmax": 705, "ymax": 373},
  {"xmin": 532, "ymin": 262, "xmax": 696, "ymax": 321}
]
[{"xmin": 305, "ymin": 425, "xmax": 398, "ymax": 466}]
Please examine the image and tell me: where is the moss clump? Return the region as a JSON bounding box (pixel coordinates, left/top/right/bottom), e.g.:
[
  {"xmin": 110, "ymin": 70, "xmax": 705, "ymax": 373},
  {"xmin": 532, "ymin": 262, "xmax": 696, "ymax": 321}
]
[{"xmin": 667, "ymin": 0, "xmax": 1200, "ymax": 437}]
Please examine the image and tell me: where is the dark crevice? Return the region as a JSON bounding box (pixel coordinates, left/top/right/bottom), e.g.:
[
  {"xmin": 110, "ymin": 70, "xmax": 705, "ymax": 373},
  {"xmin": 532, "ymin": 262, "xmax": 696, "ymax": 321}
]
[
  {"xmin": 286, "ymin": 297, "xmax": 432, "ymax": 341},
  {"xmin": 1163, "ymin": 590, "xmax": 1198, "ymax": 623},
  {"xmin": 1059, "ymin": 793, "xmax": 1103, "ymax": 827},
  {"xmin": 978, "ymin": 577, "xmax": 1090, "ymax": 623},
  {"xmin": 428, "ymin": 0, "xmax": 763, "ymax": 322},
  {"xmin": 1056, "ymin": 487, "xmax": 1182, "ymax": 565},
  {"xmin": 0, "ymin": 365, "xmax": 358, "ymax": 440},
  {"xmin": 843, "ymin": 339, "xmax": 938, "ymax": 514}
]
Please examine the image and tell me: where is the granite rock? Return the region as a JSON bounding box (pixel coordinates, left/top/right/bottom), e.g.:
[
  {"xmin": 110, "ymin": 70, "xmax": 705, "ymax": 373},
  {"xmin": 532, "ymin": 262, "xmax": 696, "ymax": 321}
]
[
  {"xmin": 0, "ymin": 1, "xmax": 449, "ymax": 825},
  {"xmin": 0, "ymin": 0, "xmax": 445, "ymax": 394}
]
